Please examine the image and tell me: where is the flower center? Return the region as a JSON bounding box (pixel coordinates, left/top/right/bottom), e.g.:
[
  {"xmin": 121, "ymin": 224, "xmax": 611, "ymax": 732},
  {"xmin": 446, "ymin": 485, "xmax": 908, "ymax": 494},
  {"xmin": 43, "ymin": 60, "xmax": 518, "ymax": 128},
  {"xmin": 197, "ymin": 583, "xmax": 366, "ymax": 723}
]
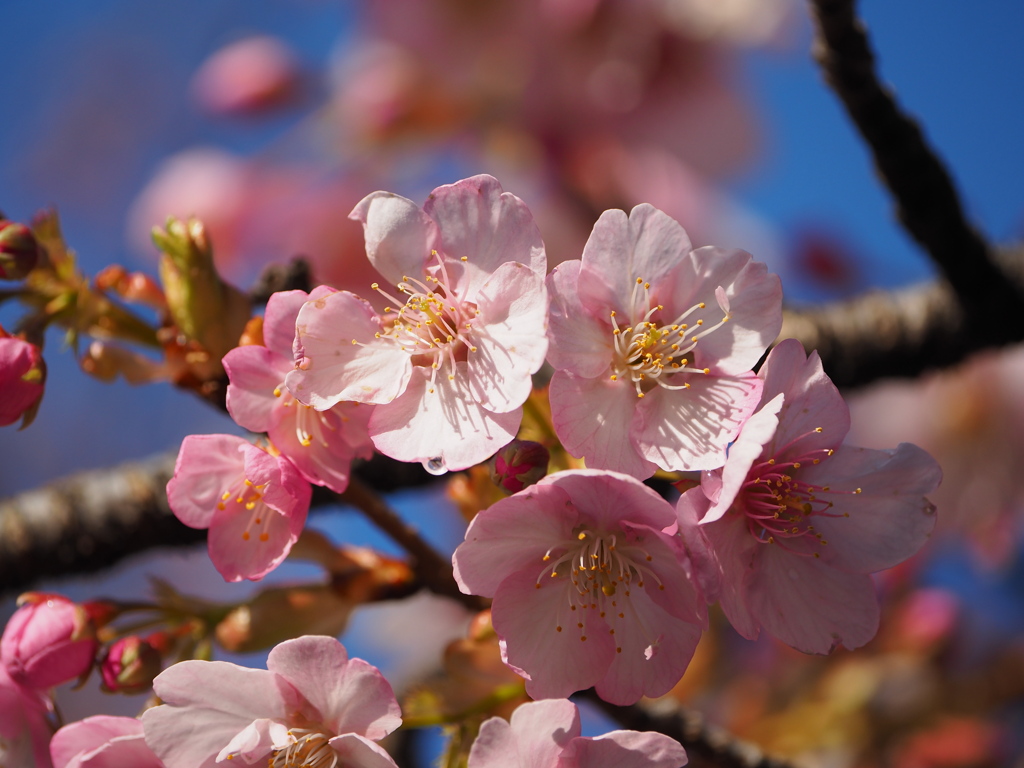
[
  {"xmin": 536, "ymin": 527, "xmax": 664, "ymax": 654},
  {"xmin": 737, "ymin": 428, "xmax": 860, "ymax": 556},
  {"xmin": 369, "ymin": 250, "xmax": 480, "ymax": 395},
  {"xmin": 609, "ymin": 278, "xmax": 731, "ymax": 398},
  {"xmin": 216, "ymin": 477, "xmax": 272, "ymax": 543},
  {"xmin": 270, "ymin": 727, "xmax": 338, "ymax": 768},
  {"xmin": 274, "ymin": 385, "xmax": 342, "ymax": 448}
]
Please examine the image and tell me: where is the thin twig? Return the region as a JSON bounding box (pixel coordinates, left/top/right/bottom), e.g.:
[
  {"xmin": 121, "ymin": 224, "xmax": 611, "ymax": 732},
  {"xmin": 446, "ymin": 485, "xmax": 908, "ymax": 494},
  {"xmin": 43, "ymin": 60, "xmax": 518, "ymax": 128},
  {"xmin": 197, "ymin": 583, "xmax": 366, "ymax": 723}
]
[{"xmin": 339, "ymin": 477, "xmax": 486, "ymax": 611}]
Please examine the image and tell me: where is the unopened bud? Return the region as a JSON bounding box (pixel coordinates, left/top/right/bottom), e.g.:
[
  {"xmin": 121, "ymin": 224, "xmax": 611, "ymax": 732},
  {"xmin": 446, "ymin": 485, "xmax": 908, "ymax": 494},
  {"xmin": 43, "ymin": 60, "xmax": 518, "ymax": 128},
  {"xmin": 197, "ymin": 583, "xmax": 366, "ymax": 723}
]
[
  {"xmin": 1, "ymin": 592, "xmax": 98, "ymax": 688},
  {"xmin": 0, "ymin": 329, "xmax": 45, "ymax": 429},
  {"xmin": 490, "ymin": 440, "xmax": 549, "ymax": 493},
  {"xmin": 154, "ymin": 216, "xmax": 250, "ymax": 361},
  {"xmin": 0, "ymin": 221, "xmax": 40, "ymax": 280},
  {"xmin": 99, "ymin": 635, "xmax": 163, "ymax": 694}
]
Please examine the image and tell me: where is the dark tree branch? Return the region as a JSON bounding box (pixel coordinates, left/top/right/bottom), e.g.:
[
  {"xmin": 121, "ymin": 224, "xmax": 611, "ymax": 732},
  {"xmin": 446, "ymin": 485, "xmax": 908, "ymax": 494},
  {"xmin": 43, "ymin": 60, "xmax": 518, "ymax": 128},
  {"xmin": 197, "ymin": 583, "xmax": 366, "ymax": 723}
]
[
  {"xmin": 780, "ymin": 244, "xmax": 1024, "ymax": 388},
  {"xmin": 808, "ymin": 0, "xmax": 1024, "ymax": 351}
]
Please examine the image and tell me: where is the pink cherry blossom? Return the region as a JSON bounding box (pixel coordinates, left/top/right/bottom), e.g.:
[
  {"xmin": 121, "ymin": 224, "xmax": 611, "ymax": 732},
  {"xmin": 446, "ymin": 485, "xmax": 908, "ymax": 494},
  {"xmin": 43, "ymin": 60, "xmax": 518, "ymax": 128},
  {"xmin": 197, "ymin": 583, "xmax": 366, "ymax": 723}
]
[
  {"xmin": 0, "ymin": 665, "xmax": 53, "ymax": 768},
  {"xmin": 682, "ymin": 339, "xmax": 942, "ymax": 653},
  {"xmin": 51, "ymin": 716, "xmax": 164, "ymax": 768},
  {"xmin": 141, "ymin": 635, "xmax": 401, "ymax": 768},
  {"xmin": 546, "ymin": 203, "xmax": 781, "ymax": 478},
  {"xmin": 286, "ymin": 174, "xmax": 549, "ymax": 474},
  {"xmin": 1, "ymin": 593, "xmax": 98, "ymax": 690},
  {"xmin": 468, "ymin": 698, "xmax": 687, "ymax": 768},
  {"xmin": 224, "ymin": 288, "xmax": 374, "ymax": 493},
  {"xmin": 166, "ymin": 434, "xmax": 311, "ymax": 582},
  {"xmin": 0, "ymin": 332, "xmax": 44, "ymax": 428},
  {"xmin": 453, "ymin": 469, "xmax": 706, "ymax": 705}
]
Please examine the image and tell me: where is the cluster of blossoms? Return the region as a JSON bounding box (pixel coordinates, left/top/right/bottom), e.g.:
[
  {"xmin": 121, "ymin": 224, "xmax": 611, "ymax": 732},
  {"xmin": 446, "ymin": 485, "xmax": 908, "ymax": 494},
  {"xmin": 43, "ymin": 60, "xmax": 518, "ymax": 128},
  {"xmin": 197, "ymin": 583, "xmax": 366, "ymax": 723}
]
[{"xmin": 113, "ymin": 172, "xmax": 938, "ymax": 764}]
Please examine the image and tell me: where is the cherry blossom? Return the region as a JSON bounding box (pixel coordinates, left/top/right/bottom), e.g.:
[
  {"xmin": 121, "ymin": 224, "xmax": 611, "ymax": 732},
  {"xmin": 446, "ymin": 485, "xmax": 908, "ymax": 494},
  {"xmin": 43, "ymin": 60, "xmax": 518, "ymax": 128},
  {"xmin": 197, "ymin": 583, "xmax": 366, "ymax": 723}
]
[
  {"xmin": 224, "ymin": 287, "xmax": 374, "ymax": 493},
  {"xmin": 468, "ymin": 698, "xmax": 687, "ymax": 768},
  {"xmin": 0, "ymin": 665, "xmax": 53, "ymax": 768},
  {"xmin": 681, "ymin": 339, "xmax": 942, "ymax": 653},
  {"xmin": 166, "ymin": 434, "xmax": 311, "ymax": 582},
  {"xmin": 286, "ymin": 174, "xmax": 548, "ymax": 474},
  {"xmin": 141, "ymin": 635, "xmax": 401, "ymax": 768},
  {"xmin": 51, "ymin": 716, "xmax": 164, "ymax": 768},
  {"xmin": 546, "ymin": 203, "xmax": 781, "ymax": 478},
  {"xmin": 453, "ymin": 469, "xmax": 706, "ymax": 705}
]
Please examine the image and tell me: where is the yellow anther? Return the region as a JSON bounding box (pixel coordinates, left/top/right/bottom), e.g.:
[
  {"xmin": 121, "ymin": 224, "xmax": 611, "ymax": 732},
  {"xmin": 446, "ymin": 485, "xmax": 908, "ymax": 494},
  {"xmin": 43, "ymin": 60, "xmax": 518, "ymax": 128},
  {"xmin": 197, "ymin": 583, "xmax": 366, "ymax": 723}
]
[
  {"xmin": 460, "ymin": 256, "xmax": 468, "ymax": 261},
  {"xmin": 273, "ymin": 387, "xmax": 282, "ymax": 397}
]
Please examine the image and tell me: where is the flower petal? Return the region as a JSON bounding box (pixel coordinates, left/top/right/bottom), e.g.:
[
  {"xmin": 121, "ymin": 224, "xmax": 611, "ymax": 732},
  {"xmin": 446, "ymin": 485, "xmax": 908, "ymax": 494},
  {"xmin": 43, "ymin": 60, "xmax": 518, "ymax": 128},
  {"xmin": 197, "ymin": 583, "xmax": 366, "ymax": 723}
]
[
  {"xmin": 166, "ymin": 435, "xmax": 247, "ymax": 530},
  {"xmin": 594, "ymin": 581, "xmax": 701, "ymax": 705},
  {"xmin": 349, "ymin": 191, "xmax": 438, "ymax": 287},
  {"xmin": 577, "ymin": 205, "xmax": 692, "ymax": 316},
  {"xmin": 369, "ymin": 367, "xmax": 520, "ymax": 472},
  {"xmin": 423, "ymin": 175, "xmax": 546, "ymax": 299},
  {"xmin": 664, "ymin": 246, "xmax": 781, "ymax": 376},
  {"xmin": 566, "ymin": 730, "xmax": 688, "ymax": 768},
  {"xmin": 635, "ymin": 371, "xmax": 763, "ymax": 472},
  {"xmin": 539, "ymin": 470, "xmax": 676, "ymax": 532},
  {"xmin": 492, "ymin": 568, "xmax": 615, "ymax": 700},
  {"xmin": 746, "ymin": 544, "xmax": 880, "ymax": 653},
  {"xmin": 700, "ymin": 393, "xmax": 783, "ymax": 524},
  {"xmin": 288, "ymin": 291, "xmax": 411, "ymax": 408},
  {"xmin": 466, "ymin": 260, "xmax": 548, "ymax": 413},
  {"xmin": 143, "ymin": 661, "xmax": 296, "ymax": 768},
  {"xmin": 546, "ymin": 260, "xmax": 615, "ymax": 378},
  {"xmin": 327, "ymin": 734, "xmax": 401, "ymax": 768},
  {"xmin": 758, "ymin": 339, "xmax": 848, "ymax": 459},
  {"xmin": 467, "ymin": 715, "xmax": 520, "ymax": 768},
  {"xmin": 267, "ymin": 636, "xmax": 401, "ymax": 741},
  {"xmin": 799, "ymin": 443, "xmax": 940, "ymax": 573},
  {"xmin": 454, "ymin": 483, "xmax": 576, "ymax": 597},
  {"xmin": 701, "ymin": 516, "xmax": 761, "ymax": 641},
  {"xmin": 262, "ymin": 289, "xmax": 312, "ymax": 359},
  {"xmin": 51, "ymin": 716, "xmax": 142, "ymax": 768},
  {"xmin": 224, "ymin": 345, "xmax": 291, "ymax": 433},
  {"xmin": 549, "ymin": 371, "xmax": 656, "ymax": 479}
]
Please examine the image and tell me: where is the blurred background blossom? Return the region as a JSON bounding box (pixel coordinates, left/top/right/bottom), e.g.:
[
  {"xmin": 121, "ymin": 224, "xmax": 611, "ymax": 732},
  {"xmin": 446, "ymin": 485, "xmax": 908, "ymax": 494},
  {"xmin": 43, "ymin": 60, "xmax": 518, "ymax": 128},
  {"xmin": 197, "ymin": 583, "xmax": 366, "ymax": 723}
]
[{"xmin": 2, "ymin": 1, "xmax": 1024, "ymax": 766}]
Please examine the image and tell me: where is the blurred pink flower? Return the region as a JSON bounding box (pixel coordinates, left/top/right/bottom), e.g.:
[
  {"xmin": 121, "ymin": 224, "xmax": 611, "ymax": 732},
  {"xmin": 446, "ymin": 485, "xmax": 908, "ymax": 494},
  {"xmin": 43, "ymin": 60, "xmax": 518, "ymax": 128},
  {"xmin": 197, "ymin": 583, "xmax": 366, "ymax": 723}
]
[
  {"xmin": 224, "ymin": 288, "xmax": 374, "ymax": 493},
  {"xmin": 453, "ymin": 469, "xmax": 706, "ymax": 705},
  {"xmin": 191, "ymin": 35, "xmax": 303, "ymax": 117},
  {"xmin": 684, "ymin": 339, "xmax": 942, "ymax": 653},
  {"xmin": 546, "ymin": 203, "xmax": 781, "ymax": 478},
  {"xmin": 847, "ymin": 345, "xmax": 1024, "ymax": 565},
  {"xmin": 0, "ymin": 332, "xmax": 44, "ymax": 428},
  {"xmin": 166, "ymin": 434, "xmax": 311, "ymax": 582},
  {"xmin": 127, "ymin": 152, "xmax": 385, "ymax": 298},
  {"xmin": 287, "ymin": 175, "xmax": 548, "ymax": 474},
  {"xmin": 51, "ymin": 716, "xmax": 164, "ymax": 768},
  {"xmin": 141, "ymin": 636, "xmax": 401, "ymax": 768},
  {"xmin": 1, "ymin": 594, "xmax": 97, "ymax": 690},
  {"xmin": 0, "ymin": 665, "xmax": 53, "ymax": 768},
  {"xmin": 468, "ymin": 698, "xmax": 688, "ymax": 768}
]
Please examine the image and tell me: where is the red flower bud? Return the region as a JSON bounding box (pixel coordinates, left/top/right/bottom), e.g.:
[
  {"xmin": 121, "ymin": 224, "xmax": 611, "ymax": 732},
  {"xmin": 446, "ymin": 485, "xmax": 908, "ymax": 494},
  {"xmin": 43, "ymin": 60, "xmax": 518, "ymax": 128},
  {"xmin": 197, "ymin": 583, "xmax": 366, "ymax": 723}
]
[
  {"xmin": 99, "ymin": 635, "xmax": 163, "ymax": 694},
  {"xmin": 0, "ymin": 221, "xmax": 40, "ymax": 280},
  {"xmin": 0, "ymin": 329, "xmax": 45, "ymax": 428},
  {"xmin": 1, "ymin": 593, "xmax": 98, "ymax": 689},
  {"xmin": 490, "ymin": 440, "xmax": 549, "ymax": 494}
]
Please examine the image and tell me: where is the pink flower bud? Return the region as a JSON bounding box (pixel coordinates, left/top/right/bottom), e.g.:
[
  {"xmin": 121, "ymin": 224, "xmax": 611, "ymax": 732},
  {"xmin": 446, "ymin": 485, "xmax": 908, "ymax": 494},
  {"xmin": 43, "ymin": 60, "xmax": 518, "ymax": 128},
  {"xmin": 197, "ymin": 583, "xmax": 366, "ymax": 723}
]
[
  {"xmin": 490, "ymin": 440, "xmax": 549, "ymax": 493},
  {"xmin": 0, "ymin": 220, "xmax": 40, "ymax": 280},
  {"xmin": 1, "ymin": 593, "xmax": 98, "ymax": 689},
  {"xmin": 0, "ymin": 328, "xmax": 45, "ymax": 428},
  {"xmin": 99, "ymin": 636, "xmax": 162, "ymax": 694}
]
